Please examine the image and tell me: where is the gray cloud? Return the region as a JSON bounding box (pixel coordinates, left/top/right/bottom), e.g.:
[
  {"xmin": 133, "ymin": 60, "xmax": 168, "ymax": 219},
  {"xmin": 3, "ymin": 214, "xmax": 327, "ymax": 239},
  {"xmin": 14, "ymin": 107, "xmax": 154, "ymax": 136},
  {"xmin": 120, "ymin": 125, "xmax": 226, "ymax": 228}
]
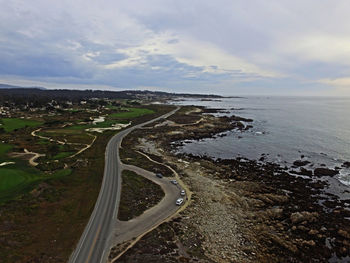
[{"xmin": 0, "ymin": 0, "xmax": 350, "ymax": 95}]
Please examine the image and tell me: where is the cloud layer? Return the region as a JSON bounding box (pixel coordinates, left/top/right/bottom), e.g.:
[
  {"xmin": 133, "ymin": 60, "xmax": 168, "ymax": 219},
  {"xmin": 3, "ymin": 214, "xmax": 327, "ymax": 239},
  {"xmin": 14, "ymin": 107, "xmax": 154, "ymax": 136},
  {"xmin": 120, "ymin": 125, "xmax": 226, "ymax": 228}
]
[{"xmin": 1, "ymin": 0, "xmax": 350, "ymax": 95}]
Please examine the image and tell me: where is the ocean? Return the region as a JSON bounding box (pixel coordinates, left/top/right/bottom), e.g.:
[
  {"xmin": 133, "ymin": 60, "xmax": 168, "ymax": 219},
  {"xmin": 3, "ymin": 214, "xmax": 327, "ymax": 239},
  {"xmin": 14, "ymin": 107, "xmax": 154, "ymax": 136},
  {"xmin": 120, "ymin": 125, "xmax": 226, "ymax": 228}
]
[{"xmin": 172, "ymin": 96, "xmax": 350, "ymax": 188}]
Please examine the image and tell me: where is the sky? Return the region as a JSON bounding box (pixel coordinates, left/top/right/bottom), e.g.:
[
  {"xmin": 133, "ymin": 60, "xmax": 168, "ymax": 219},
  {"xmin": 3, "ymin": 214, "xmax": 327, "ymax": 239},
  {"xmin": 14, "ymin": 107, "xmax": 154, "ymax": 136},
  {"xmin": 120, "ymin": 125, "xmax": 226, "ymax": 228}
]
[{"xmin": 1, "ymin": 0, "xmax": 350, "ymax": 96}]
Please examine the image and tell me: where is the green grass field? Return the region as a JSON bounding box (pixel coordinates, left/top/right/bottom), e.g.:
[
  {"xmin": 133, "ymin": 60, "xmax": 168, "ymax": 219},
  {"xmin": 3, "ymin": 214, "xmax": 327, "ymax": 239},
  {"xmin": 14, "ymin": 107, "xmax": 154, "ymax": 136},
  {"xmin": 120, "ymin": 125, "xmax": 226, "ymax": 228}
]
[
  {"xmin": 0, "ymin": 143, "xmax": 12, "ymax": 156},
  {"xmin": 65, "ymin": 108, "xmax": 152, "ymax": 131},
  {"xmin": 0, "ymin": 166, "xmax": 42, "ymax": 201},
  {"xmin": 0, "ymin": 166, "xmax": 72, "ymax": 202},
  {"xmin": 0, "ymin": 168, "xmax": 38, "ymax": 192},
  {"xmin": 53, "ymin": 152, "xmax": 74, "ymax": 159},
  {"xmin": 52, "ymin": 168, "xmax": 72, "ymax": 178},
  {"xmin": 38, "ymin": 128, "xmax": 92, "ymax": 144},
  {"xmin": 110, "ymin": 107, "xmax": 154, "ymax": 119},
  {"xmin": 1, "ymin": 118, "xmax": 42, "ymax": 132}
]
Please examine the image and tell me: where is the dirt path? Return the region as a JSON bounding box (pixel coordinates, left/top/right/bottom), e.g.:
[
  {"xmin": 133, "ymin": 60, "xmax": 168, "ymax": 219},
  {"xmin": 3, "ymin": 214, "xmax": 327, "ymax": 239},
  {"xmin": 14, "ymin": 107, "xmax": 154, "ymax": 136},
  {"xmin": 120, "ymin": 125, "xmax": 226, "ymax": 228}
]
[
  {"xmin": 31, "ymin": 128, "xmax": 97, "ymax": 158},
  {"xmin": 10, "ymin": 149, "xmax": 45, "ymax": 166},
  {"xmin": 185, "ymin": 107, "xmax": 202, "ymax": 115},
  {"xmin": 31, "ymin": 128, "xmax": 66, "ymax": 145},
  {"xmin": 69, "ymin": 134, "xmax": 97, "ymax": 158}
]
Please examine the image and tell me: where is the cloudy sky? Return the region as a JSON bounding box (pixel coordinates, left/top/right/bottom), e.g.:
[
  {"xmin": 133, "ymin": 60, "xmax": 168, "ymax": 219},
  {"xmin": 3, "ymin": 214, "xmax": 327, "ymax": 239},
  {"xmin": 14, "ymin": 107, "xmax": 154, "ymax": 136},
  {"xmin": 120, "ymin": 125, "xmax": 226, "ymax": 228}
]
[{"xmin": 1, "ymin": 0, "xmax": 350, "ymax": 95}]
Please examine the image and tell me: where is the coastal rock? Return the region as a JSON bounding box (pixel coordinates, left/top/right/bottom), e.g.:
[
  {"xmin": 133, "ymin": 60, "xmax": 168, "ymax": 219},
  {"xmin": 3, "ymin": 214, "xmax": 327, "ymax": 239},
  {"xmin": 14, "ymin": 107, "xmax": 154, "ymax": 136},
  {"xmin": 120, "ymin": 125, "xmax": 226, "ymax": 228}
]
[
  {"xmin": 290, "ymin": 211, "xmax": 319, "ymax": 224},
  {"xmin": 342, "ymin": 162, "xmax": 350, "ymax": 168},
  {"xmin": 297, "ymin": 225, "xmax": 309, "ymax": 232},
  {"xmin": 300, "ymin": 168, "xmax": 313, "ymax": 176},
  {"xmin": 338, "ymin": 229, "xmax": 350, "ymax": 239},
  {"xmin": 308, "ymin": 229, "xmax": 319, "ymax": 235},
  {"xmin": 293, "ymin": 160, "xmax": 310, "ymax": 167},
  {"xmin": 314, "ymin": 168, "xmax": 339, "ymax": 177},
  {"xmin": 291, "ymin": 167, "xmax": 313, "ymax": 176},
  {"xmin": 303, "ymin": 240, "xmax": 316, "ymax": 247},
  {"xmin": 294, "ymin": 239, "xmax": 316, "ymax": 248}
]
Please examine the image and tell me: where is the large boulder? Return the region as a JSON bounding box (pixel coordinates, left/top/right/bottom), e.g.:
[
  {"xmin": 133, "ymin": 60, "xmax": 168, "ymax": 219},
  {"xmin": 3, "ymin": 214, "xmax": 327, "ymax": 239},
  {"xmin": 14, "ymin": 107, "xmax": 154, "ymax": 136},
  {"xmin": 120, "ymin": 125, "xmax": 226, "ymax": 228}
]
[
  {"xmin": 293, "ymin": 160, "xmax": 310, "ymax": 167},
  {"xmin": 290, "ymin": 211, "xmax": 319, "ymax": 224},
  {"xmin": 314, "ymin": 168, "xmax": 339, "ymax": 177},
  {"xmin": 342, "ymin": 161, "xmax": 350, "ymax": 168}
]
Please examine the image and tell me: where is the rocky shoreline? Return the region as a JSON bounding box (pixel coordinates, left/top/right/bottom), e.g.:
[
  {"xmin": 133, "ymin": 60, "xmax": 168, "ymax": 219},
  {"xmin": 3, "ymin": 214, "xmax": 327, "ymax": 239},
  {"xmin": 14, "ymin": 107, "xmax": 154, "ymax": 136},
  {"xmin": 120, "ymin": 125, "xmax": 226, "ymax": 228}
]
[
  {"xmin": 181, "ymin": 154, "xmax": 350, "ymax": 261},
  {"xmin": 114, "ymin": 105, "xmax": 350, "ymax": 262}
]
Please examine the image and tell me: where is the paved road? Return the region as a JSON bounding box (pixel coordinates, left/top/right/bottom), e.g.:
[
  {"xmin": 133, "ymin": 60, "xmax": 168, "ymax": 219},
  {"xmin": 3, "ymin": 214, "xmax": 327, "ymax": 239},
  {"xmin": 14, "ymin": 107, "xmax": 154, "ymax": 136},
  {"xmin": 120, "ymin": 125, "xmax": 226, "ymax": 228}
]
[
  {"xmin": 69, "ymin": 108, "xmax": 179, "ymax": 263},
  {"xmin": 112, "ymin": 164, "xmax": 181, "ymax": 246}
]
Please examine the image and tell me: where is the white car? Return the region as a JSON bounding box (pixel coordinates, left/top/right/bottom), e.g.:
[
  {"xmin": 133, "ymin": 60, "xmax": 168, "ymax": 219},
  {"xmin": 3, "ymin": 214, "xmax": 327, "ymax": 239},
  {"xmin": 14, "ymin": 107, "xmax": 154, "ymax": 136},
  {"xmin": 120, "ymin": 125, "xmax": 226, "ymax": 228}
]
[
  {"xmin": 176, "ymin": 198, "xmax": 184, "ymax": 206},
  {"xmin": 170, "ymin": 180, "xmax": 178, "ymax": 185},
  {"xmin": 180, "ymin": 190, "xmax": 186, "ymax": 196}
]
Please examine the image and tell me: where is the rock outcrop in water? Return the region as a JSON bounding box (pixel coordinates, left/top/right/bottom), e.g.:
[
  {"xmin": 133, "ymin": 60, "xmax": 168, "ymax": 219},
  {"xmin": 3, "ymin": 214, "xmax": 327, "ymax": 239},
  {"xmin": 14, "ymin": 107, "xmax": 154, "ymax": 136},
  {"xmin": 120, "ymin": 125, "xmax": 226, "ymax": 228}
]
[
  {"xmin": 342, "ymin": 161, "xmax": 350, "ymax": 168},
  {"xmin": 314, "ymin": 168, "xmax": 339, "ymax": 177},
  {"xmin": 293, "ymin": 160, "xmax": 311, "ymax": 167}
]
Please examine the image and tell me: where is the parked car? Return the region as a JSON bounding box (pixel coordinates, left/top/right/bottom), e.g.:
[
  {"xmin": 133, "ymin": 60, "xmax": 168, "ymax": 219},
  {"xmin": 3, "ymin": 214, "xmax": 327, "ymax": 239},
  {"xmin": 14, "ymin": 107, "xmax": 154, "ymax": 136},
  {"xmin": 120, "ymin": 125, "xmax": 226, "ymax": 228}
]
[
  {"xmin": 176, "ymin": 198, "xmax": 184, "ymax": 206},
  {"xmin": 156, "ymin": 173, "xmax": 163, "ymax": 178},
  {"xmin": 170, "ymin": 180, "xmax": 178, "ymax": 185},
  {"xmin": 180, "ymin": 189, "xmax": 186, "ymax": 196}
]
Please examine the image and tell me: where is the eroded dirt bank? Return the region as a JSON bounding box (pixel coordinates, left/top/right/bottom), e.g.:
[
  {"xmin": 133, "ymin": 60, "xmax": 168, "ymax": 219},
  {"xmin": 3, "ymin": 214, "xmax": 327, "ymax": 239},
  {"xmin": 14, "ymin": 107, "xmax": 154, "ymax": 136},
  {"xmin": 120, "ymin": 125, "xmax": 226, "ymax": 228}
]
[{"xmin": 113, "ymin": 106, "xmax": 350, "ymax": 263}]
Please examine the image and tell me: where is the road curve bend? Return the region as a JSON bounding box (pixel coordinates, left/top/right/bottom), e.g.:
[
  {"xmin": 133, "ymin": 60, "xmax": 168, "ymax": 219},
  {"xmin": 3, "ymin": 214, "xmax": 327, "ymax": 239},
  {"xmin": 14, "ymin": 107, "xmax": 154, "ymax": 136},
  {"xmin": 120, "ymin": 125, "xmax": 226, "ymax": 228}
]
[{"xmin": 69, "ymin": 107, "xmax": 179, "ymax": 263}]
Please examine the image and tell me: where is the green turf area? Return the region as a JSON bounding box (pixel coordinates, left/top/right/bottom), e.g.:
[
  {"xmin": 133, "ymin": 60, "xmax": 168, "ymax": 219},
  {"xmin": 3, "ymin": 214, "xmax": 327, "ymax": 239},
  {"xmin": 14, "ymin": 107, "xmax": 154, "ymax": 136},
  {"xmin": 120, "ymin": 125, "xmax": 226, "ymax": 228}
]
[
  {"xmin": 0, "ymin": 167, "xmax": 42, "ymax": 201},
  {"xmin": 0, "ymin": 167, "xmax": 72, "ymax": 202},
  {"xmin": 1, "ymin": 118, "xmax": 42, "ymax": 132},
  {"xmin": 0, "ymin": 168, "xmax": 37, "ymax": 191},
  {"xmin": 0, "ymin": 143, "xmax": 12, "ymax": 156},
  {"xmin": 109, "ymin": 107, "xmax": 154, "ymax": 119},
  {"xmin": 0, "ymin": 143, "xmax": 13, "ymax": 163},
  {"xmin": 52, "ymin": 169, "xmax": 72, "ymax": 177},
  {"xmin": 53, "ymin": 152, "xmax": 74, "ymax": 159},
  {"xmin": 105, "ymin": 105, "xmax": 121, "ymax": 110},
  {"xmin": 38, "ymin": 129, "xmax": 92, "ymax": 144},
  {"xmin": 65, "ymin": 108, "xmax": 82, "ymax": 112},
  {"xmin": 37, "ymin": 139, "xmax": 50, "ymax": 145}
]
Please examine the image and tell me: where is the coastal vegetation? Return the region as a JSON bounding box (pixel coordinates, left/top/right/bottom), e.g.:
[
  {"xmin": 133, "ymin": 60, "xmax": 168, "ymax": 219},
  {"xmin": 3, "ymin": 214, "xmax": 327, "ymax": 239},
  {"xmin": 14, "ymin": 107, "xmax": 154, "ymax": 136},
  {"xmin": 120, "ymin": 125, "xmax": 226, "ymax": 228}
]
[
  {"xmin": 118, "ymin": 170, "xmax": 164, "ymax": 221},
  {"xmin": 109, "ymin": 107, "xmax": 154, "ymax": 119},
  {"xmin": 0, "ymin": 118, "xmax": 42, "ymax": 132},
  {"xmin": 0, "ymin": 90, "xmax": 173, "ymax": 262}
]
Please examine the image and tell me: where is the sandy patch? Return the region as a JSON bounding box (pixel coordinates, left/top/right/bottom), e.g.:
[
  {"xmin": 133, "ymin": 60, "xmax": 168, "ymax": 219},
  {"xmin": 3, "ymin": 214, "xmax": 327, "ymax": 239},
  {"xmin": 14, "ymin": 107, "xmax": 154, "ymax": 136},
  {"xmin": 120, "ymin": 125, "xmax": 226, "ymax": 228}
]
[
  {"xmin": 10, "ymin": 149, "xmax": 45, "ymax": 166},
  {"xmin": 0, "ymin": 161, "xmax": 15, "ymax": 167},
  {"xmin": 85, "ymin": 122, "xmax": 130, "ymax": 133}
]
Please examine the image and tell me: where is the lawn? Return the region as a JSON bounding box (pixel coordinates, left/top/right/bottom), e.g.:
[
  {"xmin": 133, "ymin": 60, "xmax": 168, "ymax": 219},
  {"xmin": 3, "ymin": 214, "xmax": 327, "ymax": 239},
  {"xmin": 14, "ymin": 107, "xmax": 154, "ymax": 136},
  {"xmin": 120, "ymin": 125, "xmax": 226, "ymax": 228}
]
[
  {"xmin": 38, "ymin": 128, "xmax": 92, "ymax": 144},
  {"xmin": 109, "ymin": 107, "xmax": 154, "ymax": 119},
  {"xmin": 1, "ymin": 118, "xmax": 42, "ymax": 132},
  {"xmin": 53, "ymin": 152, "xmax": 74, "ymax": 159},
  {"xmin": 0, "ymin": 167, "xmax": 42, "ymax": 201},
  {"xmin": 0, "ymin": 168, "xmax": 38, "ymax": 192},
  {"xmin": 0, "ymin": 143, "xmax": 12, "ymax": 156},
  {"xmin": 0, "ymin": 166, "xmax": 72, "ymax": 202},
  {"xmin": 52, "ymin": 168, "xmax": 72, "ymax": 178}
]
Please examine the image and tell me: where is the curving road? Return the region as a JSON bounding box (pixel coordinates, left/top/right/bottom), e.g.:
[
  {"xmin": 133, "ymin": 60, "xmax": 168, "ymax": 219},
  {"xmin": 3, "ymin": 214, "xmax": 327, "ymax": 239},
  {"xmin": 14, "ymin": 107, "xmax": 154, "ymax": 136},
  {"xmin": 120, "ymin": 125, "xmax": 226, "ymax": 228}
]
[
  {"xmin": 69, "ymin": 107, "xmax": 179, "ymax": 263},
  {"xmin": 111, "ymin": 164, "xmax": 180, "ymax": 246}
]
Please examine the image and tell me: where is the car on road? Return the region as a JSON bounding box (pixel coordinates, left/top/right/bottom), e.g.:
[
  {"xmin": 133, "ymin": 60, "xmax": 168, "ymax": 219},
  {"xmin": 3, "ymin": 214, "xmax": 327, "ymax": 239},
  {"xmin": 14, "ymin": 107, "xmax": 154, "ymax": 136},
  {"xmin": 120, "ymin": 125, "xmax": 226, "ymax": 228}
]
[
  {"xmin": 180, "ymin": 189, "xmax": 186, "ymax": 196},
  {"xmin": 156, "ymin": 173, "xmax": 163, "ymax": 178},
  {"xmin": 170, "ymin": 180, "xmax": 178, "ymax": 185},
  {"xmin": 176, "ymin": 198, "xmax": 184, "ymax": 206}
]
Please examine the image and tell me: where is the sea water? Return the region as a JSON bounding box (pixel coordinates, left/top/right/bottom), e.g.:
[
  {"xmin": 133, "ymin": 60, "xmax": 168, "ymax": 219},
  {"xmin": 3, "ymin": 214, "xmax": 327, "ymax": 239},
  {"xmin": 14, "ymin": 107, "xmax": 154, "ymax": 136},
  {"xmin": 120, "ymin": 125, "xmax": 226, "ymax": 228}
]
[{"xmin": 173, "ymin": 96, "xmax": 350, "ymax": 187}]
